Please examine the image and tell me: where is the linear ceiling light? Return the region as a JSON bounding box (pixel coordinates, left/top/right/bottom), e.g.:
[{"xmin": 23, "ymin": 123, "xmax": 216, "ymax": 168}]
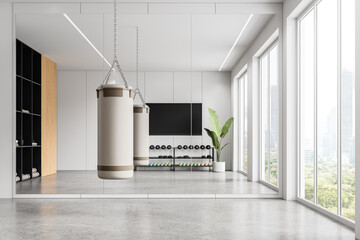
[
  {"xmin": 63, "ymin": 13, "xmax": 112, "ymax": 68},
  {"xmin": 218, "ymin": 14, "xmax": 253, "ymax": 71}
]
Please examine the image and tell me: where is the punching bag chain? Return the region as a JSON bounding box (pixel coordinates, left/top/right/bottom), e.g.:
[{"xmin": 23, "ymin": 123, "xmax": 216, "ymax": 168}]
[
  {"xmin": 134, "ymin": 26, "xmax": 147, "ymax": 108},
  {"xmin": 98, "ymin": 0, "xmax": 129, "ymax": 90}
]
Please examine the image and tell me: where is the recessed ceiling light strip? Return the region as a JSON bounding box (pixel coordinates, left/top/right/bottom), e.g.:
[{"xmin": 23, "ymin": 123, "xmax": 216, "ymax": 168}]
[
  {"xmin": 219, "ymin": 14, "xmax": 253, "ymax": 71},
  {"xmin": 63, "ymin": 13, "xmax": 112, "ymax": 68}
]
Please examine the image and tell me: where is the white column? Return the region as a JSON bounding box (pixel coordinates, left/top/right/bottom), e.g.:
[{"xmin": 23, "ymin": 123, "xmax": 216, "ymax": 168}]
[
  {"xmin": 0, "ymin": 2, "xmax": 13, "ymax": 198},
  {"xmin": 355, "ymin": 0, "xmax": 360, "ymax": 238},
  {"xmin": 282, "ymin": 16, "xmax": 297, "ymax": 200}
]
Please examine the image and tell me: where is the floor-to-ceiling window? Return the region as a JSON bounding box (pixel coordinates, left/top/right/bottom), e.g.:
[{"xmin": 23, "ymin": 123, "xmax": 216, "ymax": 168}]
[
  {"xmin": 260, "ymin": 42, "xmax": 279, "ymax": 187},
  {"xmin": 298, "ymin": 0, "xmax": 355, "ymax": 221},
  {"xmin": 238, "ymin": 72, "xmax": 248, "ymax": 174}
]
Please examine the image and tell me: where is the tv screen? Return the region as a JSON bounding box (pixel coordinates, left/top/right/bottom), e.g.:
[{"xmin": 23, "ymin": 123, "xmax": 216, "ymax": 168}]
[{"xmin": 147, "ymin": 103, "xmax": 202, "ymax": 136}]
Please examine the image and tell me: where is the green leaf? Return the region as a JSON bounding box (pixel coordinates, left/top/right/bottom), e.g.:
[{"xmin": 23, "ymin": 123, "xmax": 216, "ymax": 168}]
[
  {"xmin": 220, "ymin": 117, "xmax": 234, "ymax": 138},
  {"xmin": 221, "ymin": 143, "xmax": 230, "ymax": 151},
  {"xmin": 204, "ymin": 128, "xmax": 220, "ymax": 149},
  {"xmin": 208, "ymin": 108, "xmax": 222, "ymax": 137}
]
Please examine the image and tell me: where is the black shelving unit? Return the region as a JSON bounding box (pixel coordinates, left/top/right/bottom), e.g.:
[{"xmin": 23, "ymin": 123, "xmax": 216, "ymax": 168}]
[
  {"xmin": 16, "ymin": 39, "xmax": 42, "ymax": 182},
  {"xmin": 135, "ymin": 146, "xmax": 214, "ymax": 172}
]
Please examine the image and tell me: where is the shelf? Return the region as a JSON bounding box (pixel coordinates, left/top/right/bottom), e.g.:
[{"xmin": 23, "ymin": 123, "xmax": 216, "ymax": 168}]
[
  {"xmin": 144, "ymin": 165, "xmax": 173, "ymax": 167},
  {"xmin": 137, "ymin": 146, "xmax": 214, "ymax": 172},
  {"xmin": 16, "ymin": 110, "xmax": 41, "ymax": 117},
  {"xmin": 175, "ymin": 165, "xmax": 211, "ymax": 167},
  {"xmin": 16, "ymin": 75, "xmax": 41, "ymax": 86},
  {"xmin": 16, "ymin": 39, "xmax": 42, "ymax": 183}
]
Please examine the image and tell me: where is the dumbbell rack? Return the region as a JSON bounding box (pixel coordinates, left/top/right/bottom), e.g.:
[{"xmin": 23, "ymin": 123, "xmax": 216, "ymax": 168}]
[{"xmin": 134, "ymin": 146, "xmax": 214, "ymax": 172}]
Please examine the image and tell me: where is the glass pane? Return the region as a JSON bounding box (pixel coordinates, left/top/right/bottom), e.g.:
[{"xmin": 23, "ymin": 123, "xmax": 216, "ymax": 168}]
[
  {"xmin": 261, "ymin": 56, "xmax": 269, "ymax": 181},
  {"xmin": 269, "ymin": 45, "xmax": 278, "ymax": 186},
  {"xmin": 341, "ymin": 0, "xmax": 355, "ymax": 220},
  {"xmin": 317, "ymin": 0, "xmax": 338, "ymax": 212},
  {"xmin": 244, "ymin": 74, "xmax": 248, "ymax": 172},
  {"xmin": 299, "ymin": 9, "xmax": 315, "ymax": 202}
]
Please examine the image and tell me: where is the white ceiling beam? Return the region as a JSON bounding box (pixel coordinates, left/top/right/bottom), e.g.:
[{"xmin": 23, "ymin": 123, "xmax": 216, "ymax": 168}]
[
  {"xmin": 13, "ymin": 2, "xmax": 282, "ymax": 15},
  {"xmin": 216, "ymin": 3, "xmax": 282, "ymax": 15},
  {"xmin": 14, "ymin": 3, "xmax": 80, "ymax": 14},
  {"xmin": 148, "ymin": 3, "xmax": 215, "ymax": 14},
  {"xmin": 81, "ymin": 3, "xmax": 148, "ymax": 14}
]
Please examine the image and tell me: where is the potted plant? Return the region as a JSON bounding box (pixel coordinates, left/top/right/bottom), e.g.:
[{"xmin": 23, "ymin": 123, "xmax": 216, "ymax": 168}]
[{"xmin": 204, "ymin": 108, "xmax": 233, "ymax": 172}]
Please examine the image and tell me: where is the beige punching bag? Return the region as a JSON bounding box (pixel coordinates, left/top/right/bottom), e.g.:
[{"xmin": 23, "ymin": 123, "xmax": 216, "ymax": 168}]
[
  {"xmin": 97, "ymin": 84, "xmax": 135, "ymax": 179},
  {"xmin": 133, "ymin": 104, "xmax": 150, "ymax": 166}
]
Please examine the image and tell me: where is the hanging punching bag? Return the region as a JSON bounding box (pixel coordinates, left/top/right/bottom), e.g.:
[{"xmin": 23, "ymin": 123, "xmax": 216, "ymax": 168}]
[
  {"xmin": 133, "ymin": 104, "xmax": 150, "ymax": 166},
  {"xmin": 97, "ymin": 84, "xmax": 135, "ymax": 179}
]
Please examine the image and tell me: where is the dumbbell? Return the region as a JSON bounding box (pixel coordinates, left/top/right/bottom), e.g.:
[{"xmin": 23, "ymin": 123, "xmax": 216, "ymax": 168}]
[
  {"xmin": 207, "ymin": 155, "xmax": 212, "ymax": 158},
  {"xmin": 161, "ymin": 145, "xmax": 166, "ymax": 150},
  {"xmin": 150, "ymin": 145, "xmax": 155, "ymax": 150},
  {"xmin": 189, "ymin": 145, "xmax": 194, "ymax": 150},
  {"xmin": 155, "ymin": 145, "xmax": 160, "ymax": 150},
  {"xmin": 177, "ymin": 145, "xmax": 182, "ymax": 150},
  {"xmin": 206, "ymin": 145, "xmax": 211, "ymax": 149},
  {"xmin": 200, "ymin": 145, "xmax": 205, "ymax": 150},
  {"xmin": 195, "ymin": 145, "xmax": 200, "ymax": 150},
  {"xmin": 183, "ymin": 145, "xmax": 188, "ymax": 150},
  {"xmin": 167, "ymin": 145, "xmax": 172, "ymax": 149},
  {"xmin": 201, "ymin": 155, "xmax": 206, "ymax": 158}
]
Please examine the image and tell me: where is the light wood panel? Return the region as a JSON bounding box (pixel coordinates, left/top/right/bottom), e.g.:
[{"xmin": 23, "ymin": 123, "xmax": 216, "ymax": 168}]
[{"xmin": 41, "ymin": 55, "xmax": 57, "ymax": 176}]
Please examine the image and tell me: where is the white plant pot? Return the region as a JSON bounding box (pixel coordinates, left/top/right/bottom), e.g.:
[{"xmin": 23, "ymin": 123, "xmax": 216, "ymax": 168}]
[{"xmin": 213, "ymin": 161, "xmax": 225, "ymax": 172}]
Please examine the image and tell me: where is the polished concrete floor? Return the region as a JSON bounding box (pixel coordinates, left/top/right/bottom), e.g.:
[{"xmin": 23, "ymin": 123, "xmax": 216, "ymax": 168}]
[
  {"xmin": 16, "ymin": 171, "xmax": 277, "ymax": 195},
  {"xmin": 0, "ymin": 199, "xmax": 354, "ymax": 239}
]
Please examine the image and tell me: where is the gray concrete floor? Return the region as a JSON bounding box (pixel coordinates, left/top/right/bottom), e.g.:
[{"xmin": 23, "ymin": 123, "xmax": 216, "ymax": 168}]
[
  {"xmin": 0, "ymin": 199, "xmax": 354, "ymax": 240},
  {"xmin": 16, "ymin": 171, "xmax": 277, "ymax": 195}
]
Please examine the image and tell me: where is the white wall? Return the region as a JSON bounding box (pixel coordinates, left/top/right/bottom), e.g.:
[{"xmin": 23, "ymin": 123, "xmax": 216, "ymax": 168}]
[
  {"xmin": 57, "ymin": 71, "xmax": 232, "ymax": 171},
  {"xmin": 231, "ymin": 15, "xmax": 281, "ymax": 185},
  {"xmin": 0, "ymin": 2, "xmax": 13, "ymax": 198}
]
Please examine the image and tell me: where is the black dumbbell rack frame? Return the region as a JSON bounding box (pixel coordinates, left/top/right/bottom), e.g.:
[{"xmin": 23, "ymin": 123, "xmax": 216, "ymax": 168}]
[{"xmin": 135, "ymin": 147, "xmax": 214, "ymax": 172}]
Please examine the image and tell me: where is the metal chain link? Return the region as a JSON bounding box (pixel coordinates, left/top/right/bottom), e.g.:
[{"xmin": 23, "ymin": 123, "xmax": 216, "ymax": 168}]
[
  {"xmin": 98, "ymin": 0, "xmax": 129, "ymax": 89},
  {"xmin": 133, "ymin": 26, "xmax": 146, "ymax": 108},
  {"xmin": 136, "ymin": 26, "xmax": 139, "ymax": 91}
]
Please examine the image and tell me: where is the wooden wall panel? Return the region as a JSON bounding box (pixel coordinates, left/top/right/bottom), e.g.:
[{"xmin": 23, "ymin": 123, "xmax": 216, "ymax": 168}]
[{"xmin": 41, "ymin": 55, "xmax": 57, "ymax": 176}]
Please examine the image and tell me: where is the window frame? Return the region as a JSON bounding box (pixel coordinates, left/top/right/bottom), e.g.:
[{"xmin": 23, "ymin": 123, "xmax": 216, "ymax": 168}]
[
  {"xmin": 238, "ymin": 71, "xmax": 248, "ymax": 175},
  {"xmin": 296, "ymin": 0, "xmax": 355, "ymax": 227},
  {"xmin": 259, "ymin": 39, "xmax": 279, "ymax": 189}
]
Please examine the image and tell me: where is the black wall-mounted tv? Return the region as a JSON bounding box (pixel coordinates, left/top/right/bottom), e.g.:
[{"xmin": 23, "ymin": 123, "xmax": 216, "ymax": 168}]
[{"xmin": 147, "ymin": 103, "xmax": 202, "ymax": 136}]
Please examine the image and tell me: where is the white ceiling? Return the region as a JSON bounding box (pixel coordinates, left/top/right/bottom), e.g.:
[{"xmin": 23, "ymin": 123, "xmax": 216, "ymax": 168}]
[{"xmin": 16, "ymin": 13, "xmax": 273, "ymax": 71}]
